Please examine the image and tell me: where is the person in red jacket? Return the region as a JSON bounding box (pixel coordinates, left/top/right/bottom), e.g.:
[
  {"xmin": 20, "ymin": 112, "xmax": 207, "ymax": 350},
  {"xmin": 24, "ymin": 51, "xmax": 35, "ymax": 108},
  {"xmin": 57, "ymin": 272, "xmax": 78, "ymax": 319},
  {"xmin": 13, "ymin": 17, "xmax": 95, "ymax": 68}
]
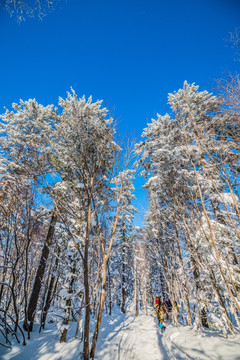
[
  {"xmin": 154, "ymin": 296, "xmax": 160, "ymax": 307},
  {"xmin": 154, "ymin": 296, "xmax": 168, "ymax": 333}
]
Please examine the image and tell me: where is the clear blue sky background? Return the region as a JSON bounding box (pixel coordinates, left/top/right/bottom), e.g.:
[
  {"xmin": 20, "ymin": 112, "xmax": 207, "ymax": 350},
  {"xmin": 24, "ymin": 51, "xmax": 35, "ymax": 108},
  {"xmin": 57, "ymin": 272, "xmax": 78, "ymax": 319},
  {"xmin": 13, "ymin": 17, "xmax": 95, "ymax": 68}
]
[{"xmin": 0, "ymin": 0, "xmax": 239, "ymax": 225}]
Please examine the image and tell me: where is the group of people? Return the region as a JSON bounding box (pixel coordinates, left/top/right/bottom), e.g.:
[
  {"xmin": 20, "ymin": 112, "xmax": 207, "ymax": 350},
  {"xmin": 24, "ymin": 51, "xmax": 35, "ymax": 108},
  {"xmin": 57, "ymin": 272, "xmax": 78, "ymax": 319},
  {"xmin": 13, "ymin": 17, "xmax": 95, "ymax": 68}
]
[{"xmin": 154, "ymin": 296, "xmax": 175, "ymax": 333}]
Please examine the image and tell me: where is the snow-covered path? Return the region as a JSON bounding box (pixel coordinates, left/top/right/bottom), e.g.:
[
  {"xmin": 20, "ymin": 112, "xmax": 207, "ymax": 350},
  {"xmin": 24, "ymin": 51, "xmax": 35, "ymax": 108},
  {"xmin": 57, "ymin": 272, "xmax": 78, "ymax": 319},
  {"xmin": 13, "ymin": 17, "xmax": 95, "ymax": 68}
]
[
  {"xmin": 95, "ymin": 313, "xmax": 164, "ymax": 360},
  {"xmin": 1, "ymin": 311, "xmax": 240, "ymax": 360},
  {"xmin": 96, "ymin": 312, "xmax": 240, "ymax": 360}
]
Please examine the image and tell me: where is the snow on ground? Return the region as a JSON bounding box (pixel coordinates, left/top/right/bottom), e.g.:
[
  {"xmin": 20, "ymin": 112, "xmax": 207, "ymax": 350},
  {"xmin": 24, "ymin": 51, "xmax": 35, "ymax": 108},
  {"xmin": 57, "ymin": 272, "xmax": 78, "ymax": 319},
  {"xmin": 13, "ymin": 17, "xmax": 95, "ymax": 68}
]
[
  {"xmin": 0, "ymin": 322, "xmax": 82, "ymax": 360},
  {"xmin": 95, "ymin": 312, "xmax": 162, "ymax": 360},
  {"xmin": 163, "ymin": 325, "xmax": 240, "ymax": 360},
  {"xmin": 1, "ymin": 310, "xmax": 240, "ymax": 360},
  {"xmin": 96, "ymin": 311, "xmax": 240, "ymax": 360}
]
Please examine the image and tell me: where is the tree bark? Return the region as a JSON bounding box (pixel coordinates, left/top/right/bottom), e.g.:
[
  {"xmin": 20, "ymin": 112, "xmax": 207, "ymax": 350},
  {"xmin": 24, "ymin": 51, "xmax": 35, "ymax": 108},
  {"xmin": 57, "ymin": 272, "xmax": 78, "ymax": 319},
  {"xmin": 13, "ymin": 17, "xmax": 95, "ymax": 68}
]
[
  {"xmin": 135, "ymin": 249, "xmax": 138, "ymax": 317},
  {"xmin": 107, "ymin": 262, "xmax": 112, "ymax": 316},
  {"xmin": 40, "ymin": 247, "xmax": 60, "ymax": 330},
  {"xmin": 90, "ymin": 260, "xmax": 107, "ymax": 359},
  {"xmin": 59, "ymin": 267, "xmax": 75, "ymax": 343},
  {"xmin": 89, "ymin": 191, "xmax": 122, "ymax": 359},
  {"xmin": 171, "ymin": 188, "xmax": 192, "ymax": 326},
  {"xmin": 83, "ymin": 194, "xmax": 92, "ymax": 360},
  {"xmin": 190, "ymin": 254, "xmax": 208, "ymax": 328},
  {"xmin": 121, "ymin": 241, "xmax": 126, "ymax": 314},
  {"xmin": 23, "ymin": 211, "xmax": 57, "ymax": 332}
]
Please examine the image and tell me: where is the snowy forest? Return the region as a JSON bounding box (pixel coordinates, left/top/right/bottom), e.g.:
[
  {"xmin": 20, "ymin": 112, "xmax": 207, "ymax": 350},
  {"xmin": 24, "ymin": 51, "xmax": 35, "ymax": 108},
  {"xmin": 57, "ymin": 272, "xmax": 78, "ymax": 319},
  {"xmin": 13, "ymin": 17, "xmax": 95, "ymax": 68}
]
[{"xmin": 0, "ymin": 71, "xmax": 239, "ymax": 360}]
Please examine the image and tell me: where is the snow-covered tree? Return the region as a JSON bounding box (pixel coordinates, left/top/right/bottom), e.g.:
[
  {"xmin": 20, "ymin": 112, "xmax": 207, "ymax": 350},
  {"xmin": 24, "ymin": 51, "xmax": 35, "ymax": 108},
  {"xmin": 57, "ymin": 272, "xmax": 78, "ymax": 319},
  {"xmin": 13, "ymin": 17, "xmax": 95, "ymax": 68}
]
[{"xmin": 136, "ymin": 81, "xmax": 240, "ymax": 332}]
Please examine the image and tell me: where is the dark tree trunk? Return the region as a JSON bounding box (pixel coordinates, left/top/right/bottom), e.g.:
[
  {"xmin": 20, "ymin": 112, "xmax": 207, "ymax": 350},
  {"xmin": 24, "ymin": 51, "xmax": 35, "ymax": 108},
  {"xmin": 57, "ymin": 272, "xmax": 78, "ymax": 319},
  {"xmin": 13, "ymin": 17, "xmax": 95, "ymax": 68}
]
[
  {"xmin": 228, "ymin": 245, "xmax": 238, "ymax": 265},
  {"xmin": 190, "ymin": 254, "xmax": 209, "ymax": 328},
  {"xmin": 121, "ymin": 242, "xmax": 126, "ymax": 313},
  {"xmin": 90, "ymin": 260, "xmax": 107, "ymax": 359},
  {"xmin": 107, "ymin": 263, "xmax": 112, "ymax": 316},
  {"xmin": 83, "ymin": 254, "xmax": 90, "ymax": 360},
  {"xmin": 23, "ymin": 211, "xmax": 57, "ymax": 332},
  {"xmin": 40, "ymin": 248, "xmax": 60, "ymax": 330}
]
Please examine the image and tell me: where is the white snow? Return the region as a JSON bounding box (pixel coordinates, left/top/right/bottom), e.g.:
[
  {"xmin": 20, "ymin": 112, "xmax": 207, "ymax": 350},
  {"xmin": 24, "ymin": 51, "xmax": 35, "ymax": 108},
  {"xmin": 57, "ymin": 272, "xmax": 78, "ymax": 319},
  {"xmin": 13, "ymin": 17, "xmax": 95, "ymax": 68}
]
[
  {"xmin": 95, "ymin": 312, "xmax": 162, "ymax": 360},
  {"xmin": 162, "ymin": 325, "xmax": 240, "ymax": 360},
  {"xmin": 1, "ymin": 311, "xmax": 240, "ymax": 360},
  {"xmin": 0, "ymin": 326, "xmax": 81, "ymax": 360},
  {"xmin": 95, "ymin": 311, "xmax": 240, "ymax": 360}
]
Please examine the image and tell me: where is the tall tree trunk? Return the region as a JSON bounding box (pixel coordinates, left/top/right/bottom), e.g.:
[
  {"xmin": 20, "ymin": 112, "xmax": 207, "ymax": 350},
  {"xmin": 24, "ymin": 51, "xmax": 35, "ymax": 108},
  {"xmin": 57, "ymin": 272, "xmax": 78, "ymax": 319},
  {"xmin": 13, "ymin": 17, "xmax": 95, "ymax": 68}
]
[
  {"xmin": 135, "ymin": 260, "xmax": 138, "ymax": 317},
  {"xmin": 89, "ymin": 193, "xmax": 122, "ymax": 360},
  {"xmin": 59, "ymin": 267, "xmax": 75, "ymax": 343},
  {"xmin": 83, "ymin": 245, "xmax": 90, "ymax": 360},
  {"xmin": 121, "ymin": 241, "xmax": 126, "ymax": 313},
  {"xmin": 171, "ymin": 187, "xmax": 192, "ymax": 326},
  {"xmin": 83, "ymin": 195, "xmax": 92, "ymax": 360},
  {"xmin": 144, "ymin": 274, "xmax": 148, "ymax": 316},
  {"xmin": 23, "ymin": 211, "xmax": 57, "ymax": 332},
  {"xmin": 90, "ymin": 259, "xmax": 107, "ymax": 359},
  {"xmin": 174, "ymin": 230, "xmax": 192, "ymax": 326},
  {"xmin": 190, "ymin": 254, "xmax": 208, "ymax": 328},
  {"xmin": 107, "ymin": 262, "xmax": 112, "ymax": 316},
  {"xmin": 40, "ymin": 247, "xmax": 60, "ymax": 330}
]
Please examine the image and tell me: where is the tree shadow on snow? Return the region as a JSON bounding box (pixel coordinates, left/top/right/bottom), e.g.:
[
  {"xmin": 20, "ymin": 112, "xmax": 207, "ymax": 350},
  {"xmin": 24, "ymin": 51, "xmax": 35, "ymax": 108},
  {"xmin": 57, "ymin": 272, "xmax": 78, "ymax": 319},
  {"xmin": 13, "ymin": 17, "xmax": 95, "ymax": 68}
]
[
  {"xmin": 95, "ymin": 314, "xmax": 135, "ymax": 360},
  {"xmin": 3, "ymin": 327, "xmax": 81, "ymax": 360},
  {"xmin": 156, "ymin": 326, "xmax": 196, "ymax": 360},
  {"xmin": 156, "ymin": 330, "xmax": 173, "ymax": 360},
  {"xmin": 97, "ymin": 313, "xmax": 135, "ymax": 343},
  {"xmin": 157, "ymin": 324, "xmax": 240, "ymax": 360}
]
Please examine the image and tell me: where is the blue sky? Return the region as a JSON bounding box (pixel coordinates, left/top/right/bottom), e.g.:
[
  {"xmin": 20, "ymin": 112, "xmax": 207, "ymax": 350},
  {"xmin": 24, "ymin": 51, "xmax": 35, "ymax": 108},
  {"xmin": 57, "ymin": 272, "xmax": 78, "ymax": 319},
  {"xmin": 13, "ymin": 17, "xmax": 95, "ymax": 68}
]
[{"xmin": 0, "ymin": 0, "xmax": 239, "ymax": 225}]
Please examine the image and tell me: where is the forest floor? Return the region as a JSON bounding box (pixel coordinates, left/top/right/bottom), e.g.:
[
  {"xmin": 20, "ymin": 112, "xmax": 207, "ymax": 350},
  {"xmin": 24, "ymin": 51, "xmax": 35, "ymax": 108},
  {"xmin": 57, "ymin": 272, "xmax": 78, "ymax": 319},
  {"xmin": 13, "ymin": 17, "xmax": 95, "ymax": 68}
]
[{"xmin": 1, "ymin": 310, "xmax": 240, "ymax": 360}]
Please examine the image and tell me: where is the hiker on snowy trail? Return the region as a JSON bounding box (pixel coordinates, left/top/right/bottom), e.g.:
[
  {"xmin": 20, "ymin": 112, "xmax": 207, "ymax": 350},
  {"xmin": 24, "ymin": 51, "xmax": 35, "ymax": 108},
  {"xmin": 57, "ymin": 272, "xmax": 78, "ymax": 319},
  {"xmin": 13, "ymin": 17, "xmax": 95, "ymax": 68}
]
[
  {"xmin": 166, "ymin": 299, "xmax": 172, "ymax": 312},
  {"xmin": 154, "ymin": 296, "xmax": 160, "ymax": 308},
  {"xmin": 155, "ymin": 297, "xmax": 168, "ymax": 333},
  {"xmin": 164, "ymin": 298, "xmax": 172, "ymax": 321},
  {"xmin": 174, "ymin": 300, "xmax": 180, "ymax": 314}
]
